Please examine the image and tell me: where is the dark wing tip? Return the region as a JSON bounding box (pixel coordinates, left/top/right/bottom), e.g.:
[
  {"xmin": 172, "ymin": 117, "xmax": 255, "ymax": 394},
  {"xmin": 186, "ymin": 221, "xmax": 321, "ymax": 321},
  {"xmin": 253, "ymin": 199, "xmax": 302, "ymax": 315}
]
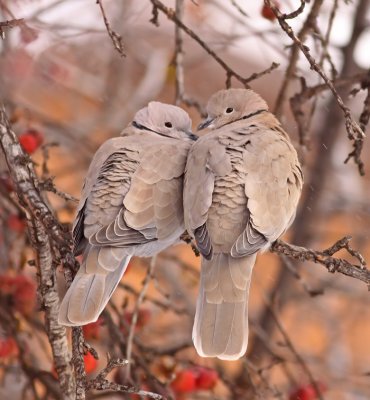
[{"xmin": 194, "ymin": 223, "xmax": 213, "ymax": 260}]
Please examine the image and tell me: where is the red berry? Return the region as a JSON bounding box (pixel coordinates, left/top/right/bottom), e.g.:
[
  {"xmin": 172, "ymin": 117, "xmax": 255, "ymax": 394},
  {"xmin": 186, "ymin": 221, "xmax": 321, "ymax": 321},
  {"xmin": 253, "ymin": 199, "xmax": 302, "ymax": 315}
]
[
  {"xmin": 84, "ymin": 351, "xmax": 98, "ymax": 374},
  {"xmin": 19, "ymin": 133, "xmax": 38, "ymax": 154},
  {"xmin": 261, "ymin": 2, "xmax": 279, "ymax": 21},
  {"xmin": 289, "ymin": 382, "xmax": 327, "ymax": 400},
  {"xmin": 0, "ymin": 337, "xmax": 19, "ymax": 358},
  {"xmin": 171, "ymin": 369, "xmax": 197, "ymax": 393},
  {"xmin": 195, "ymin": 367, "xmax": 218, "ymax": 390},
  {"xmin": 7, "ymin": 214, "xmax": 26, "ymax": 234},
  {"xmin": 83, "ymin": 317, "xmax": 103, "ymax": 340},
  {"xmin": 19, "ymin": 129, "xmax": 43, "ymax": 154}
]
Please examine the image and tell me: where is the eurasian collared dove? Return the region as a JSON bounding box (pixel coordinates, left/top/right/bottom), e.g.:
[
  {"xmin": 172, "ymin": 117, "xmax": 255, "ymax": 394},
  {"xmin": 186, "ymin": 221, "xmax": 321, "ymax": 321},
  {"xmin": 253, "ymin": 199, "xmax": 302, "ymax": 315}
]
[
  {"xmin": 59, "ymin": 101, "xmax": 196, "ymax": 326},
  {"xmin": 184, "ymin": 89, "xmax": 303, "ymax": 360}
]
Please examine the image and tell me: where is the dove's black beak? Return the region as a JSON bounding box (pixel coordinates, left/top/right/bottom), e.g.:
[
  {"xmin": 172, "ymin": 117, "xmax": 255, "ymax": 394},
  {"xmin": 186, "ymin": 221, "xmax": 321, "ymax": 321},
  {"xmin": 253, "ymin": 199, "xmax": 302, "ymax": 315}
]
[
  {"xmin": 197, "ymin": 117, "xmax": 214, "ymax": 131},
  {"xmin": 186, "ymin": 131, "xmax": 198, "ymax": 141}
]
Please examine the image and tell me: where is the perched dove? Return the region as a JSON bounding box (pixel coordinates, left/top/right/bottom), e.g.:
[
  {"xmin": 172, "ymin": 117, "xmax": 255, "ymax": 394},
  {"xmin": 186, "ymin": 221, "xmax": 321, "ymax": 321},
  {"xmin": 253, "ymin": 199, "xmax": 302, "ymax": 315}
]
[
  {"xmin": 59, "ymin": 102, "xmax": 196, "ymax": 326},
  {"xmin": 184, "ymin": 89, "xmax": 303, "ymax": 360}
]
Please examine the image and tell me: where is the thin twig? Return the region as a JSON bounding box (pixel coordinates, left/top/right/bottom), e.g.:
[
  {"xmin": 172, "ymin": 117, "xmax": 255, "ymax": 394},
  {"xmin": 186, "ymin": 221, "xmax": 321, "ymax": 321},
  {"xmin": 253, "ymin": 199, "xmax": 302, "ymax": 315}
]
[
  {"xmin": 119, "ymin": 281, "xmax": 188, "ymax": 314},
  {"xmin": 172, "ymin": 0, "xmax": 206, "ymax": 116},
  {"xmin": 344, "ymin": 70, "xmax": 370, "ymax": 175},
  {"xmin": 290, "ymin": 72, "xmax": 368, "ymax": 147},
  {"xmin": 96, "ymin": 0, "xmax": 126, "ymax": 57},
  {"xmin": 265, "ymin": 0, "xmax": 365, "ymax": 172},
  {"xmin": 174, "ymin": 0, "xmax": 185, "ymax": 106},
  {"xmin": 0, "ymin": 17, "xmax": 24, "ymax": 39},
  {"xmin": 281, "ymin": 0, "xmax": 307, "ymax": 20},
  {"xmin": 265, "ymin": 301, "xmax": 324, "ymax": 400},
  {"xmin": 274, "ymin": 0, "xmax": 324, "ymax": 117},
  {"xmin": 230, "ymin": 0, "xmax": 249, "ymax": 17},
  {"xmin": 39, "ymin": 177, "xmax": 78, "ymax": 203},
  {"xmin": 87, "ymin": 354, "xmax": 164, "ymax": 399},
  {"xmin": 281, "ymin": 255, "xmax": 324, "ymax": 297},
  {"xmin": 150, "ymin": 0, "xmax": 279, "ymax": 88},
  {"xmin": 125, "ymin": 255, "xmax": 157, "ymax": 380}
]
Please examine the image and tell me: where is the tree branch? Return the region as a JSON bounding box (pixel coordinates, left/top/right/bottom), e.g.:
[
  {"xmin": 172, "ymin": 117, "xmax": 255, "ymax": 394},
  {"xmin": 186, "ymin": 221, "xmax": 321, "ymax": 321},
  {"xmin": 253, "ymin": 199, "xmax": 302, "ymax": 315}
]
[
  {"xmin": 150, "ymin": 0, "xmax": 279, "ymax": 88},
  {"xmin": 96, "ymin": 0, "xmax": 126, "ymax": 57},
  {"xmin": 0, "ymin": 104, "xmax": 76, "ymax": 399},
  {"xmin": 0, "ymin": 17, "xmax": 24, "ymax": 38},
  {"xmin": 266, "ymin": 0, "xmax": 366, "ymax": 174},
  {"xmin": 271, "ymin": 237, "xmax": 369, "ymax": 288}
]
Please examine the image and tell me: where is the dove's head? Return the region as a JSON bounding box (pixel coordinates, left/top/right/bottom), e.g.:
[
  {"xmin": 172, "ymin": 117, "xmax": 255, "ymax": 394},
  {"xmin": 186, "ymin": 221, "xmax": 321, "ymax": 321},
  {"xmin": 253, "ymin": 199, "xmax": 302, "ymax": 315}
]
[
  {"xmin": 198, "ymin": 89, "xmax": 269, "ymax": 130},
  {"xmin": 132, "ymin": 102, "xmax": 197, "ymax": 141}
]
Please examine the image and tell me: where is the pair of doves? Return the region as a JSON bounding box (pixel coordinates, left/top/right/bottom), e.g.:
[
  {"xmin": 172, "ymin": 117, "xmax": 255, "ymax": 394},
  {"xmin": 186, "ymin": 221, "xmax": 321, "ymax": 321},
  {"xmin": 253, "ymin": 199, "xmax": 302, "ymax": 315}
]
[{"xmin": 58, "ymin": 88, "xmax": 303, "ymax": 361}]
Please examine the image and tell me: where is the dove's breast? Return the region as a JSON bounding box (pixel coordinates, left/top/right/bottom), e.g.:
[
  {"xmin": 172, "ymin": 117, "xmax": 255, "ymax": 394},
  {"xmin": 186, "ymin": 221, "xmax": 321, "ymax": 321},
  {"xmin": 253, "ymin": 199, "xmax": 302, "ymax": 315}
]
[{"xmin": 207, "ymin": 143, "xmax": 249, "ymax": 252}]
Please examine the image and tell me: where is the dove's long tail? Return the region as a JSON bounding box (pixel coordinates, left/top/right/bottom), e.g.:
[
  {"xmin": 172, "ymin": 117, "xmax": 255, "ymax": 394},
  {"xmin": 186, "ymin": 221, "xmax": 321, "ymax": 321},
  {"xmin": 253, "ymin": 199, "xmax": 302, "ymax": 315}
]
[
  {"xmin": 58, "ymin": 245, "xmax": 131, "ymax": 326},
  {"xmin": 193, "ymin": 253, "xmax": 256, "ymax": 360}
]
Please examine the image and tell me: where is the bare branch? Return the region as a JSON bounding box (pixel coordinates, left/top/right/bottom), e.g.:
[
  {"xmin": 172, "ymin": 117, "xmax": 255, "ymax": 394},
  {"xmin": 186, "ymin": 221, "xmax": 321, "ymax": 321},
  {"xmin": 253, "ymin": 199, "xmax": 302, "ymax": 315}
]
[
  {"xmin": 344, "ymin": 70, "xmax": 370, "ymax": 175},
  {"xmin": 173, "ymin": 0, "xmax": 206, "ymax": 116},
  {"xmin": 265, "ymin": 301, "xmax": 324, "ymax": 400},
  {"xmin": 280, "ymin": 255, "xmax": 324, "ymax": 297},
  {"xmin": 0, "ymin": 17, "xmax": 24, "ymax": 38},
  {"xmin": 39, "ymin": 177, "xmax": 79, "ymax": 203},
  {"xmin": 72, "ymin": 327, "xmax": 87, "ymax": 400},
  {"xmin": 230, "ymin": 0, "xmax": 249, "ymax": 18},
  {"xmin": 266, "ymin": 0, "xmax": 366, "ymax": 173},
  {"xmin": 125, "ymin": 255, "xmax": 157, "ymax": 380},
  {"xmin": 280, "ymin": 0, "xmax": 307, "ymax": 20},
  {"xmin": 271, "ymin": 237, "xmax": 369, "ymax": 288},
  {"xmin": 290, "ymin": 72, "xmax": 368, "ymax": 148},
  {"xmin": 96, "ymin": 0, "xmax": 126, "ymax": 57},
  {"xmin": 150, "ymin": 0, "xmax": 279, "ymax": 88},
  {"xmin": 0, "ymin": 104, "xmax": 76, "ymax": 399},
  {"xmin": 274, "ymin": 0, "xmax": 324, "ymax": 117},
  {"xmin": 86, "ymin": 357, "xmax": 163, "ymax": 398}
]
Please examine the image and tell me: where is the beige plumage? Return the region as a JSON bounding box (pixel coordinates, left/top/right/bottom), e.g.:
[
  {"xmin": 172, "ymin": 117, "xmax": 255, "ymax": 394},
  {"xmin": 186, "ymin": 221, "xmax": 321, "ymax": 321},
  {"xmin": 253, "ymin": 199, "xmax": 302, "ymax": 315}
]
[
  {"xmin": 184, "ymin": 89, "xmax": 303, "ymax": 360},
  {"xmin": 59, "ymin": 102, "xmax": 196, "ymax": 326}
]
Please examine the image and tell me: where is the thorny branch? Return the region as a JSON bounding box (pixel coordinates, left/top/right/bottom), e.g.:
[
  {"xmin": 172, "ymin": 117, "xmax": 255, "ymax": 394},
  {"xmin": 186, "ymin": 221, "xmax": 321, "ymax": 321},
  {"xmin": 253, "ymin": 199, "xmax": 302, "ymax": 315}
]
[
  {"xmin": 150, "ymin": 0, "xmax": 280, "ymax": 88},
  {"xmin": 271, "ymin": 237, "xmax": 369, "ymax": 288}
]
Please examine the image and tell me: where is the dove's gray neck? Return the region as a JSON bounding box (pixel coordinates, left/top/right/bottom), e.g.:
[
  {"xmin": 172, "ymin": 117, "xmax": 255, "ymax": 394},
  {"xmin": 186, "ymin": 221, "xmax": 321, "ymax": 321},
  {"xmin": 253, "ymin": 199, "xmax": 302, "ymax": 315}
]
[
  {"xmin": 241, "ymin": 108, "xmax": 268, "ymax": 121},
  {"xmin": 222, "ymin": 108, "xmax": 268, "ymax": 129},
  {"xmin": 132, "ymin": 121, "xmax": 170, "ymax": 139}
]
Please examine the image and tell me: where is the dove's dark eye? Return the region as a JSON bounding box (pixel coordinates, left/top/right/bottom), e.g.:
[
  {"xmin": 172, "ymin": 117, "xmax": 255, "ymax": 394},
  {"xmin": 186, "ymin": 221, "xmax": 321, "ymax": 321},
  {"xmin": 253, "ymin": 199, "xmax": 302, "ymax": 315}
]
[
  {"xmin": 165, "ymin": 122, "xmax": 173, "ymax": 128},
  {"xmin": 226, "ymin": 107, "xmax": 234, "ymax": 113}
]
